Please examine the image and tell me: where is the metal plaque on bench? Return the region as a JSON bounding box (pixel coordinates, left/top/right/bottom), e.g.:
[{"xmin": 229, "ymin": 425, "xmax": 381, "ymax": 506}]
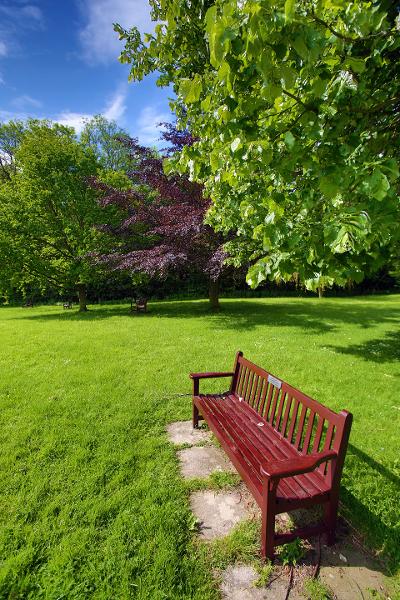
[{"xmin": 267, "ymin": 374, "xmax": 282, "ymax": 389}]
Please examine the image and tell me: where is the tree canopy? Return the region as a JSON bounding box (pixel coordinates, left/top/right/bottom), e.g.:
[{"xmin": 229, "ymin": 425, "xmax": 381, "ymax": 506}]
[
  {"xmin": 116, "ymin": 0, "xmax": 400, "ymax": 293},
  {"xmin": 93, "ymin": 127, "xmax": 226, "ymax": 308},
  {"xmin": 81, "ymin": 115, "xmax": 133, "ymax": 173},
  {"xmin": 0, "ymin": 121, "xmax": 107, "ymax": 309}
]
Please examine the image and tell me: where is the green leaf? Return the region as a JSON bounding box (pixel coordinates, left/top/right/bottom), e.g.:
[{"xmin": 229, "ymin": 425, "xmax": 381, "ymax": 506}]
[
  {"xmin": 246, "ymin": 261, "xmax": 269, "ymax": 288},
  {"xmin": 344, "ymin": 57, "xmax": 366, "ymax": 73},
  {"xmin": 292, "ymin": 35, "xmax": 308, "ymax": 60},
  {"xmin": 319, "ymin": 176, "xmax": 341, "ymax": 199},
  {"xmin": 364, "ymin": 169, "xmax": 390, "ymax": 201},
  {"xmin": 231, "ymin": 137, "xmax": 242, "ymax": 153},
  {"xmin": 284, "ymin": 132, "xmax": 295, "ymax": 148},
  {"xmin": 284, "ymin": 0, "xmax": 296, "ymax": 23},
  {"xmin": 179, "ymin": 75, "xmax": 203, "ymax": 103},
  {"xmin": 381, "ymin": 159, "xmax": 399, "ymax": 181}
]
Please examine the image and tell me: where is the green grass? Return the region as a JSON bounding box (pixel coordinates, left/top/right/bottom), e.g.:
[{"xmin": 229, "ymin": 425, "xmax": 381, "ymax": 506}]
[{"xmin": 0, "ymin": 296, "xmax": 399, "ymax": 598}]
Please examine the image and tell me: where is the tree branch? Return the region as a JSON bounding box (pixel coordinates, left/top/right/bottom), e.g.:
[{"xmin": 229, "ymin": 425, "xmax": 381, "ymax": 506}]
[
  {"xmin": 311, "ymin": 12, "xmax": 391, "ymax": 43},
  {"xmin": 282, "ymin": 89, "xmax": 309, "ymax": 109}
]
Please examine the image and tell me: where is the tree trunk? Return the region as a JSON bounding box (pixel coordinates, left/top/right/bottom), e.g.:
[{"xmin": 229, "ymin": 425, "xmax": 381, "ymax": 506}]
[
  {"xmin": 77, "ymin": 284, "xmax": 88, "ymax": 312},
  {"xmin": 209, "ymin": 278, "xmax": 220, "ymax": 310},
  {"xmin": 318, "ymin": 286, "xmax": 324, "ymax": 299}
]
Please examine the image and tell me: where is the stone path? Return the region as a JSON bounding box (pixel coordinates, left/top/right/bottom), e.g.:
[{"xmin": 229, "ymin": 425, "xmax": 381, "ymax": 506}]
[
  {"xmin": 220, "ymin": 565, "xmax": 304, "ymax": 600},
  {"xmin": 191, "ymin": 489, "xmax": 250, "ymax": 539},
  {"xmin": 166, "ymin": 421, "xmax": 211, "ymax": 446},
  {"xmin": 167, "ymin": 420, "xmax": 389, "ymax": 600},
  {"xmin": 178, "ymin": 445, "xmax": 236, "ymax": 479}
]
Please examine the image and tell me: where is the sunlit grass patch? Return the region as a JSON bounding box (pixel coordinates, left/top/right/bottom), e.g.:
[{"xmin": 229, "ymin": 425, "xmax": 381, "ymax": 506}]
[{"xmin": 0, "ymin": 295, "xmax": 399, "ymax": 596}]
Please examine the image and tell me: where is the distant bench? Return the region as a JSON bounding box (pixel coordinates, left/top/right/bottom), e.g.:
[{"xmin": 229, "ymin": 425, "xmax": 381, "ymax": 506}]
[
  {"xmin": 131, "ymin": 297, "xmax": 148, "ymax": 313},
  {"xmin": 190, "ymin": 351, "xmax": 352, "ymax": 559}
]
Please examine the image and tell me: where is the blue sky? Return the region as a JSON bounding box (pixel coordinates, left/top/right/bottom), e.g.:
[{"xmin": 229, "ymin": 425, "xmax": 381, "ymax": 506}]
[{"xmin": 0, "ymin": 0, "xmax": 173, "ymax": 145}]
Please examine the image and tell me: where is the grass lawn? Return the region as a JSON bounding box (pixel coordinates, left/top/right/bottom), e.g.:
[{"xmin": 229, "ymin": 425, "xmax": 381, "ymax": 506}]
[{"xmin": 0, "ymin": 295, "xmax": 399, "ymax": 598}]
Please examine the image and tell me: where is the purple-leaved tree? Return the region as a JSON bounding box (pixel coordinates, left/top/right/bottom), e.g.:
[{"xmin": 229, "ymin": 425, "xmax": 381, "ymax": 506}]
[{"xmin": 93, "ymin": 125, "xmax": 226, "ymax": 309}]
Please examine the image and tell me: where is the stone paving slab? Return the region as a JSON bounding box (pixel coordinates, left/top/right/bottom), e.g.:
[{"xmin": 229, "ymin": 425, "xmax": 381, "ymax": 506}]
[
  {"xmin": 220, "ymin": 565, "xmax": 303, "ymax": 600},
  {"xmin": 177, "ymin": 445, "xmax": 235, "ymax": 479},
  {"xmin": 319, "ymin": 538, "xmax": 388, "ymax": 600},
  {"xmin": 169, "ymin": 420, "xmax": 388, "ymax": 600},
  {"xmin": 166, "ymin": 420, "xmax": 211, "ymax": 446},
  {"xmin": 190, "ymin": 489, "xmax": 250, "ymax": 539}
]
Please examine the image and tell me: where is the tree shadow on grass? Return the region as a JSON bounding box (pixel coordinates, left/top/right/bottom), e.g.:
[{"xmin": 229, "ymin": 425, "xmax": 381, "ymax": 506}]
[
  {"xmin": 340, "ymin": 443, "xmax": 400, "ymax": 576},
  {"xmin": 289, "ymin": 442, "xmax": 400, "ymax": 577},
  {"xmin": 16, "ymin": 298, "xmax": 400, "ymax": 337},
  {"xmin": 327, "ymin": 329, "xmax": 400, "ymax": 363}
]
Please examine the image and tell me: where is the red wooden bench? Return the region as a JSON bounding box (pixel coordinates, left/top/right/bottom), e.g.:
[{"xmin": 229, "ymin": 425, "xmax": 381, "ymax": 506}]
[
  {"xmin": 190, "ymin": 351, "xmax": 352, "ymax": 559},
  {"xmin": 131, "ymin": 297, "xmax": 148, "ymax": 313}
]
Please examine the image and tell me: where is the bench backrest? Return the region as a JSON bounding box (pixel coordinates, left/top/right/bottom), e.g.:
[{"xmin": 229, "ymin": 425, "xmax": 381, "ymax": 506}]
[{"xmin": 231, "ymin": 352, "xmax": 352, "ymax": 483}]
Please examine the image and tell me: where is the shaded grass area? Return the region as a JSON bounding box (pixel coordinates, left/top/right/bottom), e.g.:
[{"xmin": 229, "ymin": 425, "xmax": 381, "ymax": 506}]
[{"xmin": 0, "ymin": 295, "xmax": 399, "ymax": 597}]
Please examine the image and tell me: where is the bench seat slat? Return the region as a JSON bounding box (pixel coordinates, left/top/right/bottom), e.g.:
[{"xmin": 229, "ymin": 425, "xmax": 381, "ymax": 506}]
[
  {"xmin": 202, "ymin": 394, "xmax": 297, "ymax": 502},
  {"xmin": 225, "ymin": 394, "xmax": 330, "ymax": 498},
  {"xmin": 195, "ymin": 393, "xmax": 330, "ymax": 505},
  {"xmin": 194, "ymin": 395, "xmax": 264, "ymax": 504},
  {"xmin": 219, "ymin": 396, "xmax": 318, "ymax": 502}
]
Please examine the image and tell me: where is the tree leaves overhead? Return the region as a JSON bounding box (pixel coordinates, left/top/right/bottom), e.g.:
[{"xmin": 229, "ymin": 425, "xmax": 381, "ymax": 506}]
[{"xmin": 117, "ymin": 0, "xmax": 399, "ymax": 292}]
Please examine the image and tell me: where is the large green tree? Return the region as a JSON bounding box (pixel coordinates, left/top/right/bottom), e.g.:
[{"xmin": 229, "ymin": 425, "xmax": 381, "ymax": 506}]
[
  {"xmin": 0, "ymin": 120, "xmax": 26, "ymax": 182},
  {"xmin": 116, "ymin": 0, "xmax": 400, "ymax": 294},
  {"xmin": 80, "ymin": 115, "xmax": 133, "ymax": 173},
  {"xmin": 0, "ymin": 121, "xmax": 107, "ymax": 310}
]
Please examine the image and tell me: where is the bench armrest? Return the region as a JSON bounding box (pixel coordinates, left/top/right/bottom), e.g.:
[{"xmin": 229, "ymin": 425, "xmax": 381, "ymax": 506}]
[
  {"xmin": 260, "ymin": 450, "xmax": 337, "ymax": 480},
  {"xmin": 190, "ymin": 372, "xmax": 234, "ymax": 380}
]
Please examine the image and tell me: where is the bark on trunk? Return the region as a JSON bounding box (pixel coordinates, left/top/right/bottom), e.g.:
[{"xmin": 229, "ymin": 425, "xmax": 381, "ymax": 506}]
[
  {"xmin": 77, "ymin": 284, "xmax": 88, "ymax": 312},
  {"xmin": 318, "ymin": 286, "xmax": 324, "ymax": 299},
  {"xmin": 209, "ymin": 278, "xmax": 220, "ymax": 310}
]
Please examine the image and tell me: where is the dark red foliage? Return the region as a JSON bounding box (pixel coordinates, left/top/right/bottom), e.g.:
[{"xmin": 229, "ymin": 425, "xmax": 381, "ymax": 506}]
[{"xmin": 94, "ymin": 126, "xmax": 225, "ymax": 281}]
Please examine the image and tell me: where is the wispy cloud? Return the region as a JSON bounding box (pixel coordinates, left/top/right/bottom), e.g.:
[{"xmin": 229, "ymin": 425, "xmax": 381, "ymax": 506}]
[
  {"xmin": 0, "ymin": 109, "xmax": 30, "ymax": 122},
  {"xmin": 57, "ymin": 86, "xmax": 128, "ymax": 134},
  {"xmin": 78, "ymin": 0, "xmax": 152, "ymax": 65},
  {"xmin": 135, "ymin": 106, "xmax": 170, "ymax": 147},
  {"xmin": 1, "ymin": 85, "xmax": 128, "ymax": 135},
  {"xmin": 20, "ymin": 4, "xmax": 44, "ymax": 25},
  {"xmin": 11, "ymin": 95, "xmax": 43, "ymax": 110},
  {"xmin": 103, "ymin": 90, "xmax": 127, "ymax": 121},
  {"xmin": 0, "ymin": 3, "xmax": 44, "ymax": 27},
  {"xmin": 56, "ymin": 111, "xmax": 93, "ymax": 133},
  {"xmin": 0, "ymin": 3, "xmax": 44, "ymax": 59}
]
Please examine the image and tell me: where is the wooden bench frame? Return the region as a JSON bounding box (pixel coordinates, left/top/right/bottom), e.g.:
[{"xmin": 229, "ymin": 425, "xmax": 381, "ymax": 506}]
[
  {"xmin": 131, "ymin": 297, "xmax": 148, "ymax": 313},
  {"xmin": 190, "ymin": 351, "xmax": 352, "ymax": 559}
]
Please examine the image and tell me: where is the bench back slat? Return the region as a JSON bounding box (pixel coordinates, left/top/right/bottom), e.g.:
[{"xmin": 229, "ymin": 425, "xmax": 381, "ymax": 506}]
[{"xmin": 232, "ymin": 353, "xmax": 351, "ymax": 486}]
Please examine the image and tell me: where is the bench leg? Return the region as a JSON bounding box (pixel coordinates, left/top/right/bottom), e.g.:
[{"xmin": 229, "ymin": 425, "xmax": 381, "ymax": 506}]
[
  {"xmin": 261, "ymin": 485, "xmax": 276, "ymax": 560},
  {"xmin": 325, "ymin": 496, "xmax": 338, "ymax": 546},
  {"xmin": 193, "ymin": 403, "xmax": 200, "ymax": 429}
]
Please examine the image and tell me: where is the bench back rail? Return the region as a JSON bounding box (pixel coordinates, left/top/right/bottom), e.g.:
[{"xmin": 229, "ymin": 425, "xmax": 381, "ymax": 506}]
[{"xmin": 230, "ymin": 352, "xmax": 350, "ymax": 487}]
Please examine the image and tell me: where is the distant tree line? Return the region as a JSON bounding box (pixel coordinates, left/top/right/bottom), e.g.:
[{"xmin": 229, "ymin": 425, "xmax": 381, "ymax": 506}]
[
  {"xmin": 0, "ymin": 97, "xmax": 399, "ymax": 312},
  {"xmin": 0, "ymin": 117, "xmax": 230, "ymax": 310}
]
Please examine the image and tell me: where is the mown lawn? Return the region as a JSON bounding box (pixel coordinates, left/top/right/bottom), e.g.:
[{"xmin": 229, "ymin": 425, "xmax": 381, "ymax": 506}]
[{"xmin": 0, "ymin": 296, "xmax": 399, "ymax": 598}]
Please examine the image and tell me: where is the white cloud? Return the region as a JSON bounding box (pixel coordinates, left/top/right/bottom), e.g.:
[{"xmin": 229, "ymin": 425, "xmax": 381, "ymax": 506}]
[
  {"xmin": 0, "ymin": 41, "xmax": 7, "ymax": 57},
  {"xmin": 20, "ymin": 5, "xmax": 44, "ymax": 24},
  {"xmin": 57, "ymin": 111, "xmax": 93, "ymax": 134},
  {"xmin": 135, "ymin": 106, "xmax": 170, "ymax": 146},
  {"xmin": 57, "ymin": 87, "xmax": 128, "ymax": 133},
  {"xmin": 11, "ymin": 95, "xmax": 42, "ymax": 109},
  {"xmin": 0, "ymin": 109, "xmax": 31, "ymax": 122},
  {"xmin": 78, "ymin": 0, "xmax": 152, "ymax": 65},
  {"xmin": 103, "ymin": 90, "xmax": 126, "ymax": 121}
]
